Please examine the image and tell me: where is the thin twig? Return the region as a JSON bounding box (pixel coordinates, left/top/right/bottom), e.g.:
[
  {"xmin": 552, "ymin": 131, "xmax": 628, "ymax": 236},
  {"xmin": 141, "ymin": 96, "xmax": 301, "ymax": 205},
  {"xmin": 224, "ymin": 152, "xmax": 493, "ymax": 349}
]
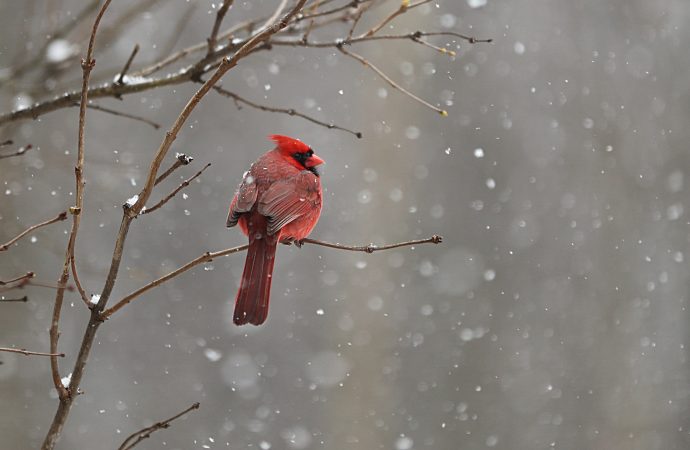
[
  {"xmin": 101, "ymin": 244, "xmax": 248, "ymax": 320},
  {"xmin": 302, "ymin": 234, "xmax": 443, "ymax": 253},
  {"xmin": 0, "ymin": 144, "xmax": 33, "ymax": 160},
  {"xmin": 142, "ymin": 163, "xmax": 211, "ymax": 215},
  {"xmin": 414, "ymin": 31, "xmax": 493, "ymax": 44},
  {"xmin": 84, "ymin": 103, "xmax": 160, "ymax": 129},
  {"xmin": 260, "ymin": 0, "xmax": 290, "ymax": 32},
  {"xmin": 25, "ymin": 280, "xmax": 75, "ymax": 291},
  {"xmin": 0, "ymin": 296, "xmax": 28, "ymax": 303},
  {"xmin": 208, "ymin": 0, "xmax": 235, "ymax": 55},
  {"xmin": 43, "ymin": 1, "xmax": 114, "ymax": 448},
  {"xmin": 1, "ymin": 212, "xmax": 68, "ymax": 252},
  {"xmin": 155, "ymin": 153, "xmax": 194, "ymax": 186},
  {"xmin": 411, "ymin": 36, "xmax": 456, "ymax": 57},
  {"xmin": 101, "ymin": 235, "xmax": 441, "ymax": 320},
  {"xmin": 0, "ymin": 272, "xmax": 35, "ymax": 287},
  {"xmin": 363, "ymin": 0, "xmax": 432, "ymax": 37},
  {"xmin": 118, "ymin": 402, "xmax": 201, "ymax": 450},
  {"xmin": 0, "ymin": 139, "xmax": 13, "ymax": 147},
  {"xmin": 337, "ymin": 45, "xmax": 447, "ymax": 116},
  {"xmin": 0, "ymin": 27, "xmax": 489, "ymax": 127},
  {"xmin": 0, "ymin": 347, "xmax": 65, "ymax": 358},
  {"xmin": 214, "ymin": 87, "xmax": 362, "ymax": 138},
  {"xmin": 116, "ymin": 44, "xmax": 140, "ymax": 85},
  {"xmin": 294, "ymin": 0, "xmax": 363, "ymax": 22},
  {"xmin": 347, "ymin": 5, "xmax": 367, "ymax": 39},
  {"xmin": 70, "ymin": 255, "xmax": 91, "ymax": 308},
  {"xmin": 0, "ymin": 213, "xmax": 65, "ymax": 253},
  {"xmin": 271, "ymin": 30, "xmax": 492, "ymax": 48}
]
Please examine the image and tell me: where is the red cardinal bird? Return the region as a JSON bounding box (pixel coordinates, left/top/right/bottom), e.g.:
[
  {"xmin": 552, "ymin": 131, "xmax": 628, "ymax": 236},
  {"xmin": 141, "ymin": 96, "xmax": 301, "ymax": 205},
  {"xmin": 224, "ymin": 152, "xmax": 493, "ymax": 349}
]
[{"xmin": 227, "ymin": 135, "xmax": 324, "ymax": 325}]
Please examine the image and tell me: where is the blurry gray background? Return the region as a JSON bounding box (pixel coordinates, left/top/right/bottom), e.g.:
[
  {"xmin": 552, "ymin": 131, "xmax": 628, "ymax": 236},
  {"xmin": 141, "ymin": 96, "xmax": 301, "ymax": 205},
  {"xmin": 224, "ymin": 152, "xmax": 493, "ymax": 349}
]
[{"xmin": 1, "ymin": 0, "xmax": 689, "ymax": 449}]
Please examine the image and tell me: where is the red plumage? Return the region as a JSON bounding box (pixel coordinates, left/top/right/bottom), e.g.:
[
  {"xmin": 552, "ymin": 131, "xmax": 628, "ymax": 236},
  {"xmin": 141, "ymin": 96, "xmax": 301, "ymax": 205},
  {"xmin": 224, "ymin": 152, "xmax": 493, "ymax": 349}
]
[{"xmin": 227, "ymin": 135, "xmax": 324, "ymax": 325}]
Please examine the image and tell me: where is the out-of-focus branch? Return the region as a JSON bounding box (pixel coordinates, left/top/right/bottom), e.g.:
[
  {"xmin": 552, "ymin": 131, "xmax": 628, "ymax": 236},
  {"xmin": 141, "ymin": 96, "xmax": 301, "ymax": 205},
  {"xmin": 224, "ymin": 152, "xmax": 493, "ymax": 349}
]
[
  {"xmin": 0, "ymin": 347, "xmax": 65, "ymax": 358},
  {"xmin": 142, "ymin": 163, "xmax": 211, "ymax": 215},
  {"xmin": 0, "ymin": 212, "xmax": 67, "ymax": 252},
  {"xmin": 0, "ymin": 24, "xmax": 488, "ymax": 127},
  {"xmin": 0, "ymin": 272, "xmax": 35, "ymax": 287},
  {"xmin": 116, "ymin": 44, "xmax": 140, "ymax": 85},
  {"xmin": 0, "ymin": 143, "xmax": 33, "ymax": 160},
  {"xmin": 0, "ymin": 296, "xmax": 28, "ymax": 303},
  {"xmin": 0, "ymin": 0, "xmax": 101, "ymax": 82},
  {"xmin": 118, "ymin": 402, "xmax": 201, "ymax": 450},
  {"xmin": 337, "ymin": 45, "xmax": 447, "ymax": 115},
  {"xmin": 101, "ymin": 234, "xmax": 442, "ymax": 320},
  {"xmin": 208, "ymin": 0, "xmax": 235, "ymax": 55},
  {"xmin": 214, "ymin": 86, "xmax": 362, "ymax": 138},
  {"xmin": 130, "ymin": 0, "xmax": 308, "ymax": 216},
  {"xmin": 83, "ymin": 103, "xmax": 161, "ymax": 129},
  {"xmin": 364, "ymin": 0, "xmax": 432, "ymax": 37}
]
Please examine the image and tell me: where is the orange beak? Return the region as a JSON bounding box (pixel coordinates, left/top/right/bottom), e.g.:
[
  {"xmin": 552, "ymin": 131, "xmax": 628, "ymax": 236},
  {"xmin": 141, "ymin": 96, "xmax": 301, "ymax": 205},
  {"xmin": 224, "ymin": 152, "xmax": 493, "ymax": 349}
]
[{"xmin": 307, "ymin": 154, "xmax": 325, "ymax": 167}]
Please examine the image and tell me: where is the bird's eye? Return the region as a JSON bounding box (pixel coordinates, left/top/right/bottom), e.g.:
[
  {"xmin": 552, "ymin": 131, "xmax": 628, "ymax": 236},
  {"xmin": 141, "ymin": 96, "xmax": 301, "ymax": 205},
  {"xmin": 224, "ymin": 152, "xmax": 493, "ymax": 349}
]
[{"xmin": 307, "ymin": 149, "xmax": 314, "ymax": 157}]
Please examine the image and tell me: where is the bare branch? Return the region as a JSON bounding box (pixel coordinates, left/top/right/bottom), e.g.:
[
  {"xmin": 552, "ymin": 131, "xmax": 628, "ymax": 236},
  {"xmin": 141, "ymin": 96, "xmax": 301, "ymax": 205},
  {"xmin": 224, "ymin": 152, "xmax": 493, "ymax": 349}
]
[
  {"xmin": 295, "ymin": 0, "xmax": 363, "ymax": 22},
  {"xmin": 337, "ymin": 45, "xmax": 447, "ymax": 116},
  {"xmin": 116, "ymin": 44, "xmax": 140, "ymax": 85},
  {"xmin": 101, "ymin": 244, "xmax": 249, "ymax": 320},
  {"xmin": 101, "ymin": 234, "xmax": 441, "ymax": 320},
  {"xmin": 0, "ymin": 347, "xmax": 65, "ymax": 358},
  {"xmin": 42, "ymin": 4, "xmax": 309, "ymax": 449},
  {"xmin": 271, "ymin": 30, "xmax": 492, "ymax": 48},
  {"xmin": 363, "ymin": 0, "xmax": 432, "ymax": 37},
  {"xmin": 43, "ymin": 1, "xmax": 114, "ymax": 447},
  {"xmin": 214, "ymin": 86, "xmax": 362, "ymax": 138},
  {"xmin": 142, "ymin": 163, "xmax": 211, "ymax": 215},
  {"xmin": 0, "ymin": 272, "xmax": 35, "ymax": 287},
  {"xmin": 208, "ymin": 0, "xmax": 235, "ymax": 55},
  {"xmin": 84, "ymin": 103, "xmax": 160, "ymax": 129},
  {"xmin": 70, "ymin": 256, "xmax": 91, "ymax": 309},
  {"xmin": 118, "ymin": 402, "xmax": 201, "ymax": 450},
  {"xmin": 0, "ymin": 212, "xmax": 68, "ymax": 252},
  {"xmin": 302, "ymin": 234, "xmax": 443, "ymax": 253},
  {"xmin": 129, "ymin": 0, "xmax": 309, "ymax": 216},
  {"xmin": 411, "ymin": 36, "xmax": 457, "ymax": 57},
  {"xmin": 0, "ymin": 143, "xmax": 33, "ymax": 160},
  {"xmin": 155, "ymin": 153, "xmax": 194, "ymax": 187},
  {"xmin": 0, "ymin": 296, "xmax": 28, "ymax": 303}
]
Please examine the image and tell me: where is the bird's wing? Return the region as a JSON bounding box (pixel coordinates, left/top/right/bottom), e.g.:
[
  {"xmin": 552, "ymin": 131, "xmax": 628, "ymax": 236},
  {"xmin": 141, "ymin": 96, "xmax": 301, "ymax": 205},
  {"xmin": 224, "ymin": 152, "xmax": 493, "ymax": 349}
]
[
  {"xmin": 226, "ymin": 171, "xmax": 258, "ymax": 227},
  {"xmin": 258, "ymin": 171, "xmax": 321, "ymax": 236}
]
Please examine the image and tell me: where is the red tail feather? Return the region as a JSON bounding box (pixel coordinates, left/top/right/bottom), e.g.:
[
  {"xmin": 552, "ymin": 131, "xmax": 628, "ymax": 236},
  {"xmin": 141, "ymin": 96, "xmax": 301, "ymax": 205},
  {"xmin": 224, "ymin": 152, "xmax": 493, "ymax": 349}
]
[{"xmin": 233, "ymin": 221, "xmax": 279, "ymax": 325}]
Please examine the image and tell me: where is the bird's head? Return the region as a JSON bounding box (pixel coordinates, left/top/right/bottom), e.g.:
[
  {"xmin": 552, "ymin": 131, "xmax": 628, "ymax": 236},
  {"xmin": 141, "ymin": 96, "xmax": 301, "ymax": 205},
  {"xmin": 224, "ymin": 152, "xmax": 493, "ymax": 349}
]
[{"xmin": 270, "ymin": 134, "xmax": 325, "ymax": 174}]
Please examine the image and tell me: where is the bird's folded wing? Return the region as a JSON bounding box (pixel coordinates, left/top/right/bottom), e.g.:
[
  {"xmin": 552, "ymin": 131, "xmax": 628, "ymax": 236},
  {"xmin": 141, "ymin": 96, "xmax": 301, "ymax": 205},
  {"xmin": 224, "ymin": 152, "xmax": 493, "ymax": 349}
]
[
  {"xmin": 258, "ymin": 172, "xmax": 320, "ymax": 236},
  {"xmin": 227, "ymin": 178, "xmax": 258, "ymax": 227}
]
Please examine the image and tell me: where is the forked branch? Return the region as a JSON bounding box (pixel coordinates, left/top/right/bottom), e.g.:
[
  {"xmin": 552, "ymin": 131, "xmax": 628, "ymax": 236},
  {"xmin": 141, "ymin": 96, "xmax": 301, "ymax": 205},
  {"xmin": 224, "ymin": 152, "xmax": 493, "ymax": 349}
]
[
  {"xmin": 118, "ymin": 402, "xmax": 200, "ymax": 450},
  {"xmin": 101, "ymin": 234, "xmax": 443, "ymax": 320}
]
